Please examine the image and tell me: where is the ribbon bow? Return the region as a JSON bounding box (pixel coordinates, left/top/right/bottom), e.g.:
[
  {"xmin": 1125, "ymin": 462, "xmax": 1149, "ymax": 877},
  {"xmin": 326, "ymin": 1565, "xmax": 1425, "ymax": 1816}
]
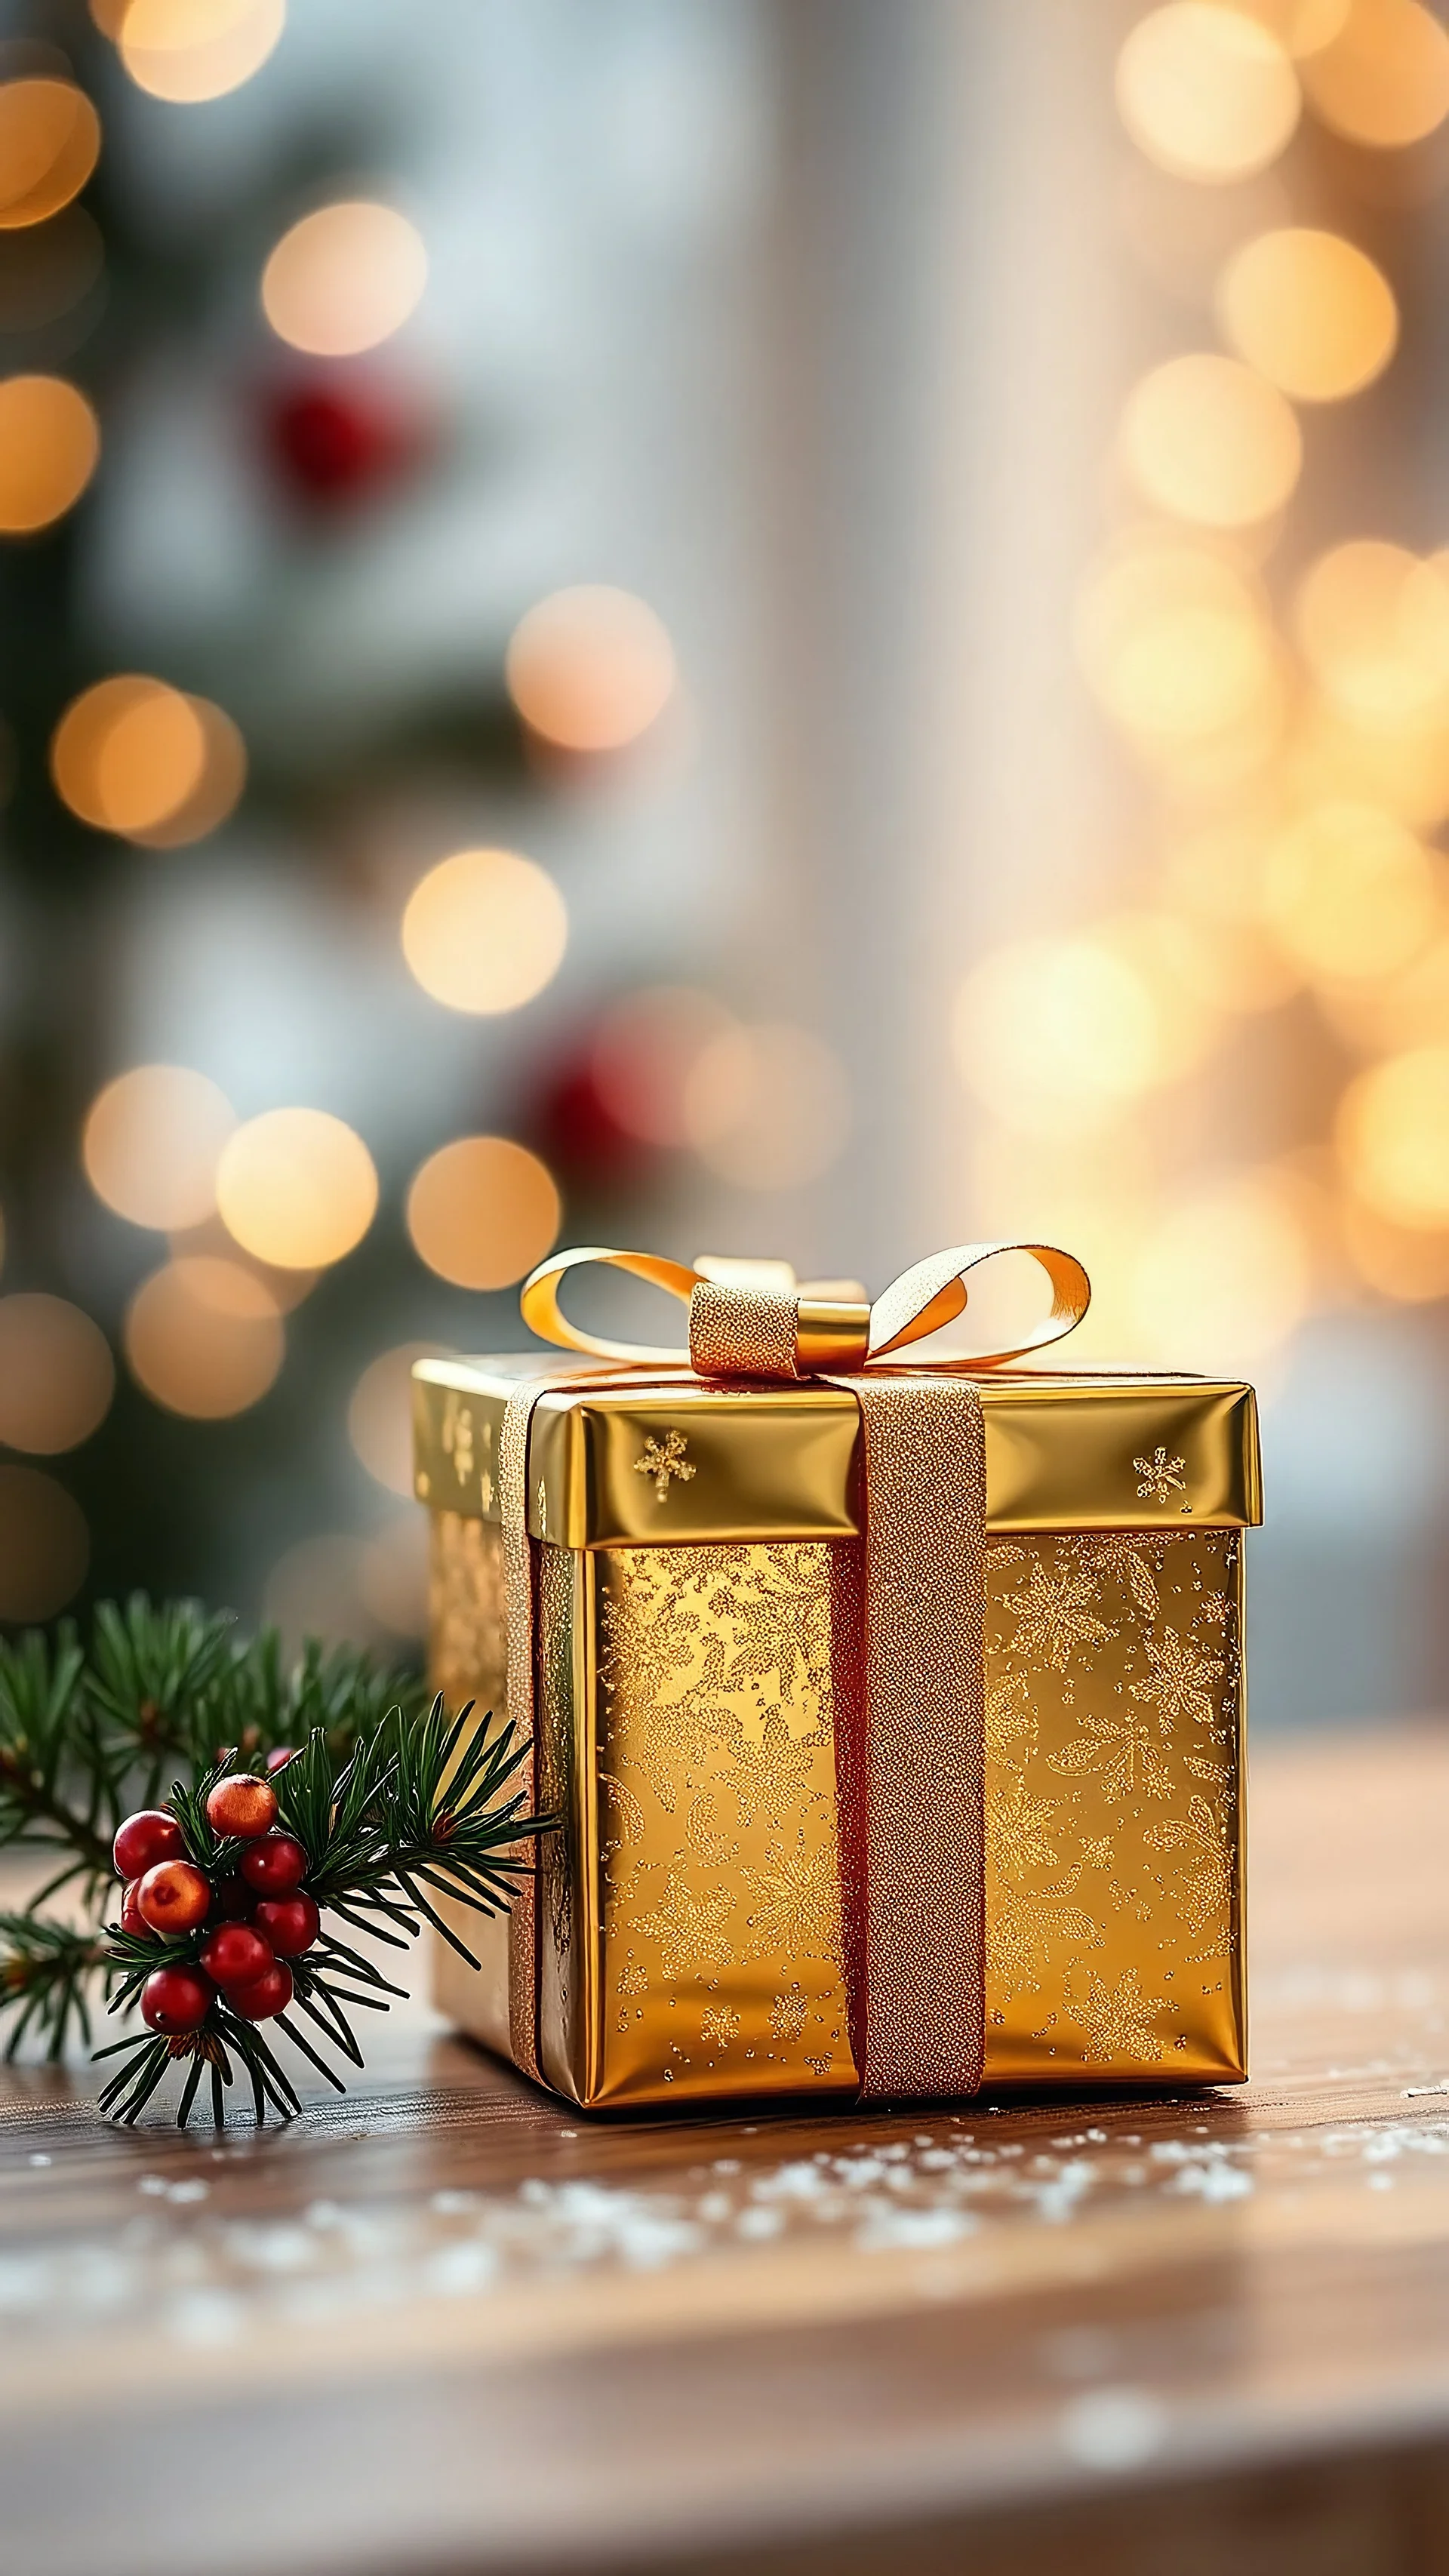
[
  {"xmin": 520, "ymin": 1239, "xmax": 1091, "ymax": 1378},
  {"xmin": 499, "ymin": 1239, "xmax": 1091, "ymax": 2107}
]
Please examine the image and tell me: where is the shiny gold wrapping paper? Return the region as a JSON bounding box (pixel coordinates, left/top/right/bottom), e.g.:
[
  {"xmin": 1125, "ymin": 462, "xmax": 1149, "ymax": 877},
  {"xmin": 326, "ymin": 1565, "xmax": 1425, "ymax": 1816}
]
[{"xmin": 423, "ymin": 1358, "xmax": 1251, "ymax": 2106}]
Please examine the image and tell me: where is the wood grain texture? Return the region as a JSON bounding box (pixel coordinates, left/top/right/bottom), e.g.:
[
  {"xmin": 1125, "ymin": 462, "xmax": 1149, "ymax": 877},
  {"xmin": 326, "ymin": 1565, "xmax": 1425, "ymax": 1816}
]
[{"xmin": 3, "ymin": 1723, "xmax": 1449, "ymax": 2576}]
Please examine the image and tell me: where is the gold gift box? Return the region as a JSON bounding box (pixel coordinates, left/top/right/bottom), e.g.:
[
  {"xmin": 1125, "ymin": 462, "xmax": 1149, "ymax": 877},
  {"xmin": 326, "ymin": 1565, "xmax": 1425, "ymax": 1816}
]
[{"xmin": 415, "ymin": 1356, "xmax": 1260, "ymax": 2108}]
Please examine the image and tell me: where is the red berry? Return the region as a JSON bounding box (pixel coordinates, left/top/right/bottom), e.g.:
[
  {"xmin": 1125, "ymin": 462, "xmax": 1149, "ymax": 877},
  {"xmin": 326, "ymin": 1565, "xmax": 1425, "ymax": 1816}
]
[
  {"xmin": 210, "ymin": 1872, "xmax": 254, "ymax": 1922},
  {"xmin": 119, "ymin": 1879, "xmax": 150, "ymax": 1937},
  {"xmin": 140, "ymin": 1966, "xmax": 214, "ymax": 2034},
  {"xmin": 252, "ymin": 1892, "xmax": 319, "ymax": 1957},
  {"xmin": 205, "ymin": 1773, "xmax": 278, "ymax": 1841},
  {"xmin": 136, "ymin": 1859, "xmax": 211, "ymax": 1937},
  {"xmin": 239, "ymin": 1832, "xmax": 307, "ymax": 1894},
  {"xmin": 112, "ymin": 1809, "xmax": 184, "ymax": 1880},
  {"xmin": 198, "ymin": 1923, "xmax": 274, "ymax": 1989},
  {"xmin": 265, "ymin": 1747, "xmax": 296, "ymax": 1775},
  {"xmin": 227, "ymin": 1960, "xmax": 293, "ymax": 2023}
]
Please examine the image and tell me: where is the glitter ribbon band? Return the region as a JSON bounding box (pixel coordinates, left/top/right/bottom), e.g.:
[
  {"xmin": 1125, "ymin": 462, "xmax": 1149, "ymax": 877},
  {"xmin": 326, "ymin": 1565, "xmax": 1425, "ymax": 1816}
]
[{"xmin": 499, "ymin": 1242, "xmax": 1090, "ymax": 2101}]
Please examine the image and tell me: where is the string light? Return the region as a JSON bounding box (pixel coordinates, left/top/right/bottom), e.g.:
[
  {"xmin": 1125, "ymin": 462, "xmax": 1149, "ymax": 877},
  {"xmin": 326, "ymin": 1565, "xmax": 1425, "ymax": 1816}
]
[
  {"xmin": 125, "ymin": 1255, "xmax": 285, "ymax": 1417},
  {"xmin": 215, "ymin": 1108, "xmax": 377, "ymax": 1270},
  {"xmin": 405, "ymin": 1137, "xmax": 559, "ymax": 1290},
  {"xmin": 505, "ymin": 587, "xmax": 678, "ymax": 755},
  {"xmin": 115, "ymin": 0, "xmax": 285, "ymax": 103},
  {"xmin": 83, "ymin": 1064, "xmax": 236, "ymax": 1230},
  {"xmin": 0, "ymin": 1296, "xmax": 113, "ymax": 1454},
  {"xmin": 0, "ymin": 377, "xmax": 99, "ymax": 533},
  {"xmin": 261, "ymin": 202, "xmax": 426, "ymax": 359},
  {"xmin": 0, "ymin": 82, "xmax": 100, "ymax": 230},
  {"xmin": 1299, "ymin": 0, "xmax": 1449, "ymax": 149},
  {"xmin": 1117, "ymin": 353, "xmax": 1301, "ymax": 530},
  {"xmin": 1115, "ymin": 5, "xmax": 1300, "ymax": 183},
  {"xmin": 401, "ymin": 848, "xmax": 567, "ymax": 1015},
  {"xmin": 51, "ymin": 678, "xmax": 245, "ymax": 842},
  {"xmin": 1217, "ymin": 227, "xmax": 1398, "ymax": 402}
]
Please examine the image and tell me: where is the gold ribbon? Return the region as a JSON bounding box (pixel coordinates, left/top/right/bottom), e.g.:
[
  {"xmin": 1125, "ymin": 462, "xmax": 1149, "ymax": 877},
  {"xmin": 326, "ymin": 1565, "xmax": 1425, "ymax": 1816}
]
[{"xmin": 500, "ymin": 1242, "xmax": 1090, "ymax": 2101}]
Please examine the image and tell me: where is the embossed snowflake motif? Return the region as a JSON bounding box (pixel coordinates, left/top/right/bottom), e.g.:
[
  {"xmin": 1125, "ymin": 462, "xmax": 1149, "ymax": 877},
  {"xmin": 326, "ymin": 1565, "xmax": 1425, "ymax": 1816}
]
[
  {"xmin": 1072, "ymin": 1965, "xmax": 1168, "ymax": 2065},
  {"xmin": 700, "ymin": 2005, "xmax": 741, "ymax": 2048},
  {"xmin": 634, "ymin": 1430, "xmax": 696, "ymax": 1505},
  {"xmin": 1002, "ymin": 1556, "xmax": 1114, "ymax": 1673},
  {"xmin": 1146, "ymin": 1794, "xmax": 1232, "ymax": 1937},
  {"xmin": 1134, "ymin": 1446, "xmax": 1186, "ymax": 1506},
  {"xmin": 742, "ymin": 1830, "xmax": 841, "ymax": 1965},
  {"xmin": 1048, "ymin": 1707, "xmax": 1173, "ymax": 1802},
  {"xmin": 1131, "ymin": 1625, "xmax": 1226, "ymax": 1732},
  {"xmin": 986, "ymin": 1774, "xmax": 1061, "ymax": 1885},
  {"xmin": 631, "ymin": 1872, "xmax": 734, "ymax": 1979}
]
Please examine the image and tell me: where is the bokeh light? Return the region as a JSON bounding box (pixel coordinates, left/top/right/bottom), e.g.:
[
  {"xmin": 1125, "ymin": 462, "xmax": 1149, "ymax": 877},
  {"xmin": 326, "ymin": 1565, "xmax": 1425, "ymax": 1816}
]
[
  {"xmin": 1217, "ymin": 228, "xmax": 1398, "ymax": 402},
  {"xmin": 216, "ymin": 1108, "xmax": 377, "ymax": 1270},
  {"xmin": 125, "ymin": 1255, "xmax": 285, "ymax": 1417},
  {"xmin": 1118, "ymin": 354, "xmax": 1301, "ymax": 531},
  {"xmin": 1337, "ymin": 1047, "xmax": 1449, "ymax": 1229},
  {"xmin": 51, "ymin": 677, "xmax": 245, "ymax": 841},
  {"xmin": 1232, "ymin": 0, "xmax": 1350, "ymax": 50},
  {"xmin": 1115, "ymin": 5, "xmax": 1300, "ymax": 183},
  {"xmin": 682, "ymin": 1023, "xmax": 852, "ymax": 1190},
  {"xmin": 1263, "ymin": 803, "xmax": 1441, "ymax": 983},
  {"xmin": 347, "ymin": 1341, "xmax": 444, "ymax": 1497},
  {"xmin": 1340, "ymin": 1194, "xmax": 1449, "ymax": 1301},
  {"xmin": 261, "ymin": 202, "xmax": 427, "ymax": 359},
  {"xmin": 0, "ymin": 82, "xmax": 101, "ymax": 231},
  {"xmin": 401, "ymin": 847, "xmax": 567, "ymax": 1015},
  {"xmin": 117, "ymin": 0, "xmax": 286, "ymax": 103},
  {"xmin": 1075, "ymin": 531, "xmax": 1281, "ymax": 777},
  {"xmin": 1161, "ymin": 819, "xmax": 1301, "ymax": 1011},
  {"xmin": 1299, "ymin": 0, "xmax": 1449, "ymax": 149},
  {"xmin": 953, "ymin": 937, "xmax": 1164, "ymax": 1138},
  {"xmin": 0, "ymin": 1296, "xmax": 113, "ymax": 1454},
  {"xmin": 83, "ymin": 1063, "xmax": 236, "ymax": 1230},
  {"xmin": 0, "ymin": 1467, "xmax": 88, "ymax": 1620},
  {"xmin": 0, "ymin": 377, "xmax": 99, "ymax": 534},
  {"xmin": 0, "ymin": 208, "xmax": 103, "ymax": 335},
  {"xmin": 261, "ymin": 1526, "xmax": 423, "ymax": 1651},
  {"xmin": 1294, "ymin": 543, "xmax": 1449, "ymax": 725},
  {"xmin": 1131, "ymin": 1170, "xmax": 1312, "ymax": 1366},
  {"xmin": 591, "ymin": 986, "xmax": 738, "ymax": 1147},
  {"xmin": 505, "ymin": 586, "xmax": 678, "ymax": 755},
  {"xmin": 405, "ymin": 1136, "xmax": 560, "ymax": 1289}
]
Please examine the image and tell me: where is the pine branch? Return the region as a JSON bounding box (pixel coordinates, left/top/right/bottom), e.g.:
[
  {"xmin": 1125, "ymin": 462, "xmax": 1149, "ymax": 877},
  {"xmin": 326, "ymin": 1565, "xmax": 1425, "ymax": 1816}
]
[{"xmin": 0, "ymin": 1912, "xmax": 110, "ymax": 2061}]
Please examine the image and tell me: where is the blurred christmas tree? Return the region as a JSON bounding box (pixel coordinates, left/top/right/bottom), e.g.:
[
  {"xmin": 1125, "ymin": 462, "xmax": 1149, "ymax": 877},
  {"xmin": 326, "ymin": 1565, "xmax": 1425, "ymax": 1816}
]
[{"xmin": 0, "ymin": 0, "xmax": 779, "ymax": 1646}]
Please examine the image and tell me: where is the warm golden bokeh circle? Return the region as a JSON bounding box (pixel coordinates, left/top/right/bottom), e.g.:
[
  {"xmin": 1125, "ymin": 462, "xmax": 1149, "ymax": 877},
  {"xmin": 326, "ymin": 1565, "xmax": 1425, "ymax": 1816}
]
[
  {"xmin": 1264, "ymin": 803, "xmax": 1440, "ymax": 984},
  {"xmin": 125, "ymin": 1255, "xmax": 285, "ymax": 1417},
  {"xmin": 1131, "ymin": 1171, "xmax": 1312, "ymax": 1366},
  {"xmin": 505, "ymin": 586, "xmax": 678, "ymax": 754},
  {"xmin": 1300, "ymin": 0, "xmax": 1449, "ymax": 149},
  {"xmin": 0, "ymin": 1295, "xmax": 114, "ymax": 1454},
  {"xmin": 0, "ymin": 1466, "xmax": 88, "ymax": 1620},
  {"xmin": 405, "ymin": 1136, "xmax": 560, "ymax": 1290},
  {"xmin": 1115, "ymin": 4, "xmax": 1300, "ymax": 183},
  {"xmin": 118, "ymin": 0, "xmax": 286, "ymax": 104},
  {"xmin": 50, "ymin": 676, "xmax": 242, "ymax": 840},
  {"xmin": 1075, "ymin": 531, "xmax": 1281, "ymax": 774},
  {"xmin": 1118, "ymin": 354, "xmax": 1301, "ymax": 530},
  {"xmin": 1337, "ymin": 1047, "xmax": 1449, "ymax": 1229},
  {"xmin": 953, "ymin": 938, "xmax": 1163, "ymax": 1139},
  {"xmin": 83, "ymin": 1063, "xmax": 236, "ymax": 1230},
  {"xmin": 215, "ymin": 1108, "xmax": 377, "ymax": 1270},
  {"xmin": 261, "ymin": 202, "xmax": 426, "ymax": 359},
  {"xmin": 1217, "ymin": 228, "xmax": 1398, "ymax": 402},
  {"xmin": 401, "ymin": 847, "xmax": 568, "ymax": 1015},
  {"xmin": 0, "ymin": 82, "xmax": 101, "ymax": 232},
  {"xmin": 681, "ymin": 1023, "xmax": 853, "ymax": 1190},
  {"xmin": 1294, "ymin": 542, "xmax": 1449, "ymax": 725},
  {"xmin": 0, "ymin": 376, "xmax": 99, "ymax": 533},
  {"xmin": 347, "ymin": 1341, "xmax": 444, "ymax": 1497}
]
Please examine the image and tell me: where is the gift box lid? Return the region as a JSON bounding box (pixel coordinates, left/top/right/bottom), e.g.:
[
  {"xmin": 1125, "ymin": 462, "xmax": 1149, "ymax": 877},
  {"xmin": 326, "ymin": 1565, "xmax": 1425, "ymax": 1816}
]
[{"xmin": 412, "ymin": 1355, "xmax": 1261, "ymax": 1547}]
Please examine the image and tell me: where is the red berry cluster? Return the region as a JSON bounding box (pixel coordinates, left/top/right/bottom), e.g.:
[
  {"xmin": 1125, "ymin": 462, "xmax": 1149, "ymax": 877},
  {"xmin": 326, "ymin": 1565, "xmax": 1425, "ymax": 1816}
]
[{"xmin": 113, "ymin": 1766, "xmax": 321, "ymax": 2039}]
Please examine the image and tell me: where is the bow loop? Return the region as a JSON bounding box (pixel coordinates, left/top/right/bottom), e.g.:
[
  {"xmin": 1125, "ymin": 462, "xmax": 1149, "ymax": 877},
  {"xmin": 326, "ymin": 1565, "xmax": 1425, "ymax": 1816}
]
[{"xmin": 520, "ymin": 1240, "xmax": 1091, "ymax": 1376}]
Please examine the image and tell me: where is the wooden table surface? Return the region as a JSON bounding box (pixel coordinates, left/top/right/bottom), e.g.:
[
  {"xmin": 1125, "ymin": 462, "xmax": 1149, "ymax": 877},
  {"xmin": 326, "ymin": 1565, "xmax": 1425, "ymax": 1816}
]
[{"xmin": 5, "ymin": 1723, "xmax": 1449, "ymax": 2576}]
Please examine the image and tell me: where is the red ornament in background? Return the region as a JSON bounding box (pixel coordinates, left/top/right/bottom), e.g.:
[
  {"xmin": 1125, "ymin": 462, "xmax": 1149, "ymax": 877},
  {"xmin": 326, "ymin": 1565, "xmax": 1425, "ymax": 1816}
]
[
  {"xmin": 262, "ymin": 376, "xmax": 432, "ymax": 510},
  {"xmin": 527, "ymin": 1043, "xmax": 652, "ymax": 1194}
]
